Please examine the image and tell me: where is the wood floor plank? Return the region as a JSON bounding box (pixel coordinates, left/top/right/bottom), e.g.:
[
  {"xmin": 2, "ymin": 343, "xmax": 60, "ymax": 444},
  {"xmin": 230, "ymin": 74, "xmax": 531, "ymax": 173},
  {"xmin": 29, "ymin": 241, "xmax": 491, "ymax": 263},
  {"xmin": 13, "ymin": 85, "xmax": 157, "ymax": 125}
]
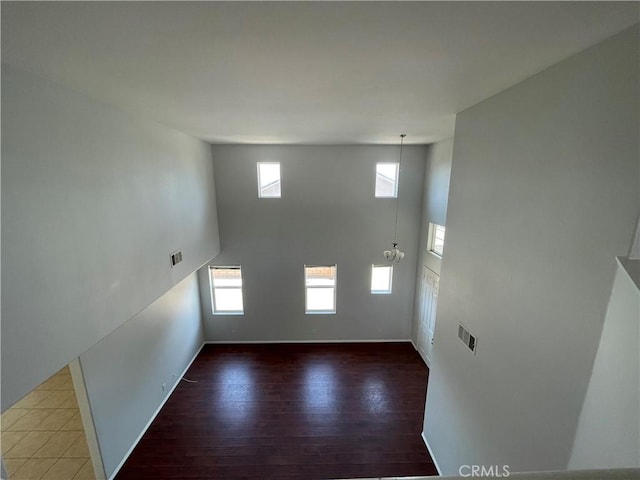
[{"xmin": 115, "ymin": 342, "xmax": 437, "ymax": 479}]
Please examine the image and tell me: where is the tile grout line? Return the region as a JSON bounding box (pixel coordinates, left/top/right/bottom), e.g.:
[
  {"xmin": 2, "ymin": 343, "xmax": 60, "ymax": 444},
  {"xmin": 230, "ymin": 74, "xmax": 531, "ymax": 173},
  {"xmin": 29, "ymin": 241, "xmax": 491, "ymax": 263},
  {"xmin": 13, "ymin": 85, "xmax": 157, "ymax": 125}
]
[{"xmin": 2, "ymin": 366, "xmax": 95, "ymax": 479}]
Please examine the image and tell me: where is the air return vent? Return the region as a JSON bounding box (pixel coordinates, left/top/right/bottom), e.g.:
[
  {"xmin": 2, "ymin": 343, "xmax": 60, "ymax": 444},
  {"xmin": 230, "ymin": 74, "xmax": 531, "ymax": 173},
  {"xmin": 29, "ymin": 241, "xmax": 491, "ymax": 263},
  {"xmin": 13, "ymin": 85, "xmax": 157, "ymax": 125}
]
[
  {"xmin": 170, "ymin": 251, "xmax": 183, "ymax": 267},
  {"xmin": 458, "ymin": 323, "xmax": 477, "ymax": 354}
]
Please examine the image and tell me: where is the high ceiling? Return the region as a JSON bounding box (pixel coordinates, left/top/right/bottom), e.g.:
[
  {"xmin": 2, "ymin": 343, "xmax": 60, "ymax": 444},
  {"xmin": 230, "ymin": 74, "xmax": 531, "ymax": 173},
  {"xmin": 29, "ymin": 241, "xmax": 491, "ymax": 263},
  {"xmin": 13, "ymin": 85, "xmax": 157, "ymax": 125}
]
[{"xmin": 2, "ymin": 2, "xmax": 638, "ymax": 144}]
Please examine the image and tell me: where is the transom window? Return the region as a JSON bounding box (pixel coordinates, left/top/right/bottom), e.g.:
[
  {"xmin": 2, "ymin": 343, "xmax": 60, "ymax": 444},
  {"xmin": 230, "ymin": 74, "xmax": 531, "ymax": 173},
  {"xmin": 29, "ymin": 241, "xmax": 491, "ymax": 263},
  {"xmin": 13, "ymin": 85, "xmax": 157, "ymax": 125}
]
[
  {"xmin": 371, "ymin": 264, "xmax": 393, "ymax": 294},
  {"xmin": 209, "ymin": 266, "xmax": 244, "ymax": 314},
  {"xmin": 375, "ymin": 163, "xmax": 399, "ymax": 198},
  {"xmin": 429, "ymin": 223, "xmax": 446, "ymax": 257},
  {"xmin": 257, "ymin": 162, "xmax": 281, "ymax": 198},
  {"xmin": 304, "ymin": 265, "xmax": 337, "ymax": 314}
]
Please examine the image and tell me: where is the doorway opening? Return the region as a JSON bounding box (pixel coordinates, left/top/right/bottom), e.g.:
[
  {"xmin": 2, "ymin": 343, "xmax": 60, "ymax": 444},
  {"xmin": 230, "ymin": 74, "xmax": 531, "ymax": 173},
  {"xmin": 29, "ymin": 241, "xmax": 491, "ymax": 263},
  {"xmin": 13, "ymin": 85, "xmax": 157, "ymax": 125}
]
[{"xmin": 1, "ymin": 361, "xmax": 104, "ymax": 479}]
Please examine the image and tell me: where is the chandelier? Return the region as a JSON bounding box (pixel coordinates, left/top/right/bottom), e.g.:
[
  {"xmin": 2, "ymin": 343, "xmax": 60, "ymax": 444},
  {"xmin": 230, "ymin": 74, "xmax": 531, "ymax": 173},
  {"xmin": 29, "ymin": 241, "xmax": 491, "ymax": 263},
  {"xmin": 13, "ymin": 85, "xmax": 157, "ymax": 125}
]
[{"xmin": 383, "ymin": 134, "xmax": 406, "ymax": 263}]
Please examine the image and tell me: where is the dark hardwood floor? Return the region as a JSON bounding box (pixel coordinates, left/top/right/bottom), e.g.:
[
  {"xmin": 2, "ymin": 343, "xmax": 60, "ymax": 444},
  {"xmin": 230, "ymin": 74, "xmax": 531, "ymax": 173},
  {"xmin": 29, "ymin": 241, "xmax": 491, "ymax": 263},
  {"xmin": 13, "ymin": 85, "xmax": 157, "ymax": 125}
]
[{"xmin": 115, "ymin": 342, "xmax": 437, "ymax": 479}]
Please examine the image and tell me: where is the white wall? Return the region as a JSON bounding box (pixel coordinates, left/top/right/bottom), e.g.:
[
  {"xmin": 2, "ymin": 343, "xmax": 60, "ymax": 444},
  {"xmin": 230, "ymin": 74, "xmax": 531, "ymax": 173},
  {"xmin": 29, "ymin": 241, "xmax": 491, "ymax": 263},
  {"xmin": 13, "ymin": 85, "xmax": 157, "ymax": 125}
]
[
  {"xmin": 79, "ymin": 273, "xmax": 204, "ymax": 479},
  {"xmin": 629, "ymin": 216, "xmax": 640, "ymax": 259},
  {"xmin": 423, "ymin": 25, "xmax": 639, "ymax": 474},
  {"xmin": 1, "ymin": 64, "xmax": 220, "ymax": 410},
  {"xmin": 199, "ymin": 144, "xmax": 426, "ymax": 341},
  {"xmin": 568, "ymin": 259, "xmax": 639, "ymax": 469},
  {"xmin": 412, "ymin": 138, "xmax": 453, "ymax": 344}
]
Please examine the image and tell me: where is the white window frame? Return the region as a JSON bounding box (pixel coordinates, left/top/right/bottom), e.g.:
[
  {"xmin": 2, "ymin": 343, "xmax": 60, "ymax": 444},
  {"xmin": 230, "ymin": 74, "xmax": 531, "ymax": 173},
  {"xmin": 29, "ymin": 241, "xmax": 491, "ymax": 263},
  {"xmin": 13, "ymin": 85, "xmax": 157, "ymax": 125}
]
[
  {"xmin": 209, "ymin": 266, "xmax": 244, "ymax": 315},
  {"xmin": 428, "ymin": 223, "xmax": 446, "ymax": 257},
  {"xmin": 257, "ymin": 162, "xmax": 281, "ymax": 198},
  {"xmin": 304, "ymin": 264, "xmax": 337, "ymax": 314},
  {"xmin": 371, "ymin": 264, "xmax": 393, "ymax": 294},
  {"xmin": 375, "ymin": 162, "xmax": 399, "ymax": 198}
]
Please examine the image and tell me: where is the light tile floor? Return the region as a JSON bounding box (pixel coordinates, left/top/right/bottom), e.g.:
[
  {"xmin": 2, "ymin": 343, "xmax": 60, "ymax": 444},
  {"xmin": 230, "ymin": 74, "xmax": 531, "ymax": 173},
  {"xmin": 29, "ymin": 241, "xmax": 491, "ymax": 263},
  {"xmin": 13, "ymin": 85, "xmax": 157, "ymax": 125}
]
[{"xmin": 2, "ymin": 366, "xmax": 96, "ymax": 480}]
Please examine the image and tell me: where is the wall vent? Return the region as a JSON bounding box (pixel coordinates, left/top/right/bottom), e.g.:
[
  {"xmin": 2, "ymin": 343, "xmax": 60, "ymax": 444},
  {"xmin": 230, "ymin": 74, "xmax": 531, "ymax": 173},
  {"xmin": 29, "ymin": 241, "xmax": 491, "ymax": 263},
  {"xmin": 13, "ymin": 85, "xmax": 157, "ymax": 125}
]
[
  {"xmin": 170, "ymin": 251, "xmax": 183, "ymax": 267},
  {"xmin": 458, "ymin": 323, "xmax": 477, "ymax": 354}
]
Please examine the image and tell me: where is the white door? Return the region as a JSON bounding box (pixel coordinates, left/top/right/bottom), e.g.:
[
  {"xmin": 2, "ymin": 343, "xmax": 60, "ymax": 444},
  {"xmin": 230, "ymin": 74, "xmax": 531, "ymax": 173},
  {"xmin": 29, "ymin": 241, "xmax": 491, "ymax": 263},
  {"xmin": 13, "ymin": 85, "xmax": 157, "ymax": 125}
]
[{"xmin": 418, "ymin": 266, "xmax": 439, "ymax": 367}]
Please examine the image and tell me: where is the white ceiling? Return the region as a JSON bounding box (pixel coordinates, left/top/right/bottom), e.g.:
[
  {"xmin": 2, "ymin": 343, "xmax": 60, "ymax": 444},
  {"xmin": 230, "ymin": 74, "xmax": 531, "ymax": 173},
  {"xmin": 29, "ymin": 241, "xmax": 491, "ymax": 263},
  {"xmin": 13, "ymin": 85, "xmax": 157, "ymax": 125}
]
[{"xmin": 2, "ymin": 2, "xmax": 638, "ymax": 144}]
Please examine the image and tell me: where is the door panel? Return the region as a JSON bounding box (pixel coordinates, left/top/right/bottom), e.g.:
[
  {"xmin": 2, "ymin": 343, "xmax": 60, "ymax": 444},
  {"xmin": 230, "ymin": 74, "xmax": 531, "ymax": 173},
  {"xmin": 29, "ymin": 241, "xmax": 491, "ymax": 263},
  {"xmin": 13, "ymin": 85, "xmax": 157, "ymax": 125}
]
[{"xmin": 418, "ymin": 266, "xmax": 439, "ymax": 367}]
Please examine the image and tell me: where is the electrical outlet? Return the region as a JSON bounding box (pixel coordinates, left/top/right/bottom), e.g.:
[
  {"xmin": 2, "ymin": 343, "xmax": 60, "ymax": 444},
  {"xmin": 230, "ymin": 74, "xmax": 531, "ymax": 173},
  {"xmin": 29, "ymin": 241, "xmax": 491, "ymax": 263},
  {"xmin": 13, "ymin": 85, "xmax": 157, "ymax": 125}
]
[{"xmin": 162, "ymin": 383, "xmax": 166, "ymax": 391}]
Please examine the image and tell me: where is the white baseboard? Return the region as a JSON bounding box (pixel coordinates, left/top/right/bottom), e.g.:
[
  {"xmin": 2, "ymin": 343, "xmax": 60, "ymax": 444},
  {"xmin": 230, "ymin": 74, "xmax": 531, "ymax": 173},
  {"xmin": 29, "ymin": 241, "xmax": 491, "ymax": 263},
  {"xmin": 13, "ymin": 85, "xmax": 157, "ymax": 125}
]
[
  {"xmin": 108, "ymin": 342, "xmax": 205, "ymax": 480},
  {"xmin": 418, "ymin": 349, "xmax": 431, "ymax": 368},
  {"xmin": 421, "ymin": 431, "xmax": 443, "ymax": 476},
  {"xmin": 204, "ymin": 339, "xmax": 412, "ymax": 344},
  {"xmin": 410, "ymin": 339, "xmax": 432, "ymax": 368}
]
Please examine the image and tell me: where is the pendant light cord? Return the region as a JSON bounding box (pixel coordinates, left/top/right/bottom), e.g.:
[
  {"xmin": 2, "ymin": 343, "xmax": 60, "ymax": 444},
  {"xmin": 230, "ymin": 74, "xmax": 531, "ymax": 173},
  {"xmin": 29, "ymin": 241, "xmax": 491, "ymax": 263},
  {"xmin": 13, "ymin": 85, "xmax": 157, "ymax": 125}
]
[{"xmin": 393, "ymin": 134, "xmax": 405, "ymax": 245}]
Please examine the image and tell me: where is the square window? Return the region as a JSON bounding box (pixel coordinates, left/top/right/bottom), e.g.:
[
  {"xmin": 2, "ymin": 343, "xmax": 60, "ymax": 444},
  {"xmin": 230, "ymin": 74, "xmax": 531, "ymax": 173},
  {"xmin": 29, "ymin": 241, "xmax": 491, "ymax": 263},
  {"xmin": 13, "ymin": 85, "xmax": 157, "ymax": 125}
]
[
  {"xmin": 429, "ymin": 223, "xmax": 446, "ymax": 257},
  {"xmin": 257, "ymin": 162, "xmax": 281, "ymax": 198},
  {"xmin": 375, "ymin": 163, "xmax": 399, "ymax": 198},
  {"xmin": 371, "ymin": 264, "xmax": 393, "ymax": 294},
  {"xmin": 209, "ymin": 266, "xmax": 244, "ymax": 314},
  {"xmin": 304, "ymin": 265, "xmax": 337, "ymax": 314}
]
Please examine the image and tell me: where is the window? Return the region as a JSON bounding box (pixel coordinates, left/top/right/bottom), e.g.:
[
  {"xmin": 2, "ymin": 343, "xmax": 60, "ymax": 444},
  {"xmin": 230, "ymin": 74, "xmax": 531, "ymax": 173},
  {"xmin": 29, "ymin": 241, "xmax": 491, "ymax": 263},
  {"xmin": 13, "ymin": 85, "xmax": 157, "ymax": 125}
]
[
  {"xmin": 209, "ymin": 266, "xmax": 244, "ymax": 314},
  {"xmin": 257, "ymin": 162, "xmax": 281, "ymax": 198},
  {"xmin": 375, "ymin": 163, "xmax": 399, "ymax": 198},
  {"xmin": 371, "ymin": 264, "xmax": 393, "ymax": 294},
  {"xmin": 304, "ymin": 265, "xmax": 337, "ymax": 314},
  {"xmin": 429, "ymin": 223, "xmax": 446, "ymax": 257}
]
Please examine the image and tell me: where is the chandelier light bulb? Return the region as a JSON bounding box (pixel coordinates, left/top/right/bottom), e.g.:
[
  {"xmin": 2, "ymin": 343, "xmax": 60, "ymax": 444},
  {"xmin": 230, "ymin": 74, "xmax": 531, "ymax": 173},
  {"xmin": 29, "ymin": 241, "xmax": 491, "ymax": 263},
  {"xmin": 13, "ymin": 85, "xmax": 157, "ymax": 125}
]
[{"xmin": 384, "ymin": 243, "xmax": 404, "ymax": 263}]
